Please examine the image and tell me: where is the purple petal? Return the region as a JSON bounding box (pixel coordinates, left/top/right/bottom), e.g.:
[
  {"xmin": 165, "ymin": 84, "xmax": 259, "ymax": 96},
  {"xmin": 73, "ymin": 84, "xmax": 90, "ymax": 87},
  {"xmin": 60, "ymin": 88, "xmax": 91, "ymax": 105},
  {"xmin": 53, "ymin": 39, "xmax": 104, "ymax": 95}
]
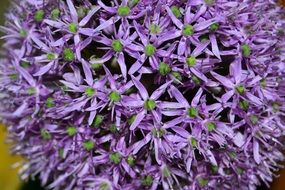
[
  {"xmin": 130, "ymin": 110, "xmax": 146, "ymax": 130},
  {"xmin": 33, "ymin": 61, "xmax": 54, "ymax": 76},
  {"xmin": 131, "ymin": 76, "xmax": 149, "ymax": 100},
  {"xmin": 67, "ymin": 0, "xmax": 78, "ymax": 23}
]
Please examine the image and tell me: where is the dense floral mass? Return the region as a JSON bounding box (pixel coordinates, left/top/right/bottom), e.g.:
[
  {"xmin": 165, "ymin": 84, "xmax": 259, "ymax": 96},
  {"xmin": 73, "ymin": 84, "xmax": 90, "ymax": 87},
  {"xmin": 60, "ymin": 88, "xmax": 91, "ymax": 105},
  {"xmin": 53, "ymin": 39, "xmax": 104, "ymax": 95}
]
[{"xmin": 0, "ymin": 0, "xmax": 285, "ymax": 189}]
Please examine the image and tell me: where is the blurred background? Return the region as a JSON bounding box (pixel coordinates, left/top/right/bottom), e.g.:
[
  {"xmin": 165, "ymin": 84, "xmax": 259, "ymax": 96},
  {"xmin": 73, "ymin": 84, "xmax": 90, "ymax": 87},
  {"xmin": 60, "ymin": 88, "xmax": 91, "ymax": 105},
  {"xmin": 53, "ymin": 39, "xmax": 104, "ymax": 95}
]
[{"xmin": 0, "ymin": 0, "xmax": 284, "ymax": 190}]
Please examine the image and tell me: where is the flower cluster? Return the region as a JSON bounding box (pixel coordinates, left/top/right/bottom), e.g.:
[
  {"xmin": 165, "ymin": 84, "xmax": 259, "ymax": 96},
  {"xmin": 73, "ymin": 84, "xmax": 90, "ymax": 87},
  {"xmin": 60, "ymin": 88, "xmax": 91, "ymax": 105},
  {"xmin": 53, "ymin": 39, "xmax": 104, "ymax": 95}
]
[{"xmin": 0, "ymin": 0, "xmax": 285, "ymax": 189}]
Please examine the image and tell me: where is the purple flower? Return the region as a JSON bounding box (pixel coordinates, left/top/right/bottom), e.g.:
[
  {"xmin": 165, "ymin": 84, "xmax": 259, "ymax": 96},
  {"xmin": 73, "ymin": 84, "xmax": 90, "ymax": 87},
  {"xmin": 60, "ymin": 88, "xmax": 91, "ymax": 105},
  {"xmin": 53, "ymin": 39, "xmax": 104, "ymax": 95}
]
[{"xmin": 0, "ymin": 0, "xmax": 285, "ymax": 190}]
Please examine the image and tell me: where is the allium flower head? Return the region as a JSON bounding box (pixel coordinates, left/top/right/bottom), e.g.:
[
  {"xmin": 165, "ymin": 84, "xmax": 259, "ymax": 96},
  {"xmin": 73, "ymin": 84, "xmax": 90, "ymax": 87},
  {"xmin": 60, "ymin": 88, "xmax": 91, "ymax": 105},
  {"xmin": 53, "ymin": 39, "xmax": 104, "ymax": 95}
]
[{"xmin": 0, "ymin": 0, "xmax": 285, "ymax": 189}]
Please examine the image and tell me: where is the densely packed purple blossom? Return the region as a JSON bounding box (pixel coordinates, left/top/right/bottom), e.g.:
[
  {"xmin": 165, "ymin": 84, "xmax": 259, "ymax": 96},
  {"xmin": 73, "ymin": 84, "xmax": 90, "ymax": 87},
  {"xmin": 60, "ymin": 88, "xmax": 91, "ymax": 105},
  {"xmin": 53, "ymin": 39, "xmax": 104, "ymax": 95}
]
[{"xmin": 0, "ymin": 0, "xmax": 285, "ymax": 189}]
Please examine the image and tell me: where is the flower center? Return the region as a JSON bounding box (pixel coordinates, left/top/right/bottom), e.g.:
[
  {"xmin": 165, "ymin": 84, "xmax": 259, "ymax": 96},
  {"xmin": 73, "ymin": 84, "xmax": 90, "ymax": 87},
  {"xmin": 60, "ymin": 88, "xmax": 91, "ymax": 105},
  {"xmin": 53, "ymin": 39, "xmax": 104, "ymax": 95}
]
[
  {"xmin": 260, "ymin": 79, "xmax": 266, "ymax": 88},
  {"xmin": 127, "ymin": 115, "xmax": 136, "ymax": 125},
  {"xmin": 109, "ymin": 152, "xmax": 121, "ymax": 164},
  {"xmin": 209, "ymin": 22, "xmax": 219, "ymax": 31},
  {"xmin": 186, "ymin": 56, "xmax": 196, "ymax": 67},
  {"xmin": 9, "ymin": 74, "xmax": 17, "ymax": 81},
  {"xmin": 141, "ymin": 175, "xmax": 153, "ymax": 186},
  {"xmin": 127, "ymin": 155, "xmax": 135, "ymax": 166},
  {"xmin": 241, "ymin": 44, "xmax": 251, "ymax": 57},
  {"xmin": 19, "ymin": 29, "xmax": 27, "ymax": 37},
  {"xmin": 63, "ymin": 48, "xmax": 75, "ymax": 61},
  {"xmin": 172, "ymin": 71, "xmax": 182, "ymax": 81},
  {"xmin": 21, "ymin": 61, "xmax": 30, "ymax": 68},
  {"xmin": 152, "ymin": 128, "xmax": 165, "ymax": 138},
  {"xmin": 118, "ymin": 6, "xmax": 130, "ymax": 16},
  {"xmin": 82, "ymin": 140, "xmax": 94, "ymax": 151},
  {"xmin": 93, "ymin": 115, "xmax": 104, "ymax": 127},
  {"xmin": 250, "ymin": 115, "xmax": 258, "ymax": 125},
  {"xmin": 91, "ymin": 63, "xmax": 102, "ymax": 70},
  {"xmin": 109, "ymin": 91, "xmax": 121, "ymax": 102},
  {"xmin": 66, "ymin": 126, "xmax": 77, "ymax": 136},
  {"xmin": 183, "ymin": 24, "xmax": 194, "ymax": 36},
  {"xmin": 41, "ymin": 129, "xmax": 51, "ymax": 140},
  {"xmin": 192, "ymin": 75, "xmax": 201, "ymax": 85},
  {"xmin": 239, "ymin": 100, "xmax": 249, "ymax": 110},
  {"xmin": 235, "ymin": 85, "xmax": 246, "ymax": 94},
  {"xmin": 27, "ymin": 87, "xmax": 37, "ymax": 95},
  {"xmin": 109, "ymin": 124, "xmax": 118, "ymax": 133},
  {"xmin": 205, "ymin": 0, "xmax": 215, "ymax": 6},
  {"xmin": 112, "ymin": 40, "xmax": 123, "ymax": 52},
  {"xmin": 99, "ymin": 182, "xmax": 109, "ymax": 190},
  {"xmin": 68, "ymin": 22, "xmax": 78, "ymax": 33},
  {"xmin": 144, "ymin": 99, "xmax": 156, "ymax": 110},
  {"xmin": 206, "ymin": 122, "xmax": 216, "ymax": 132},
  {"xmin": 198, "ymin": 178, "xmax": 209, "ymax": 187},
  {"xmin": 190, "ymin": 137, "xmax": 198, "ymax": 147},
  {"xmin": 34, "ymin": 10, "xmax": 45, "ymax": 22},
  {"xmin": 171, "ymin": 6, "xmax": 182, "ymax": 18},
  {"xmin": 158, "ymin": 62, "xmax": 171, "ymax": 76},
  {"xmin": 150, "ymin": 24, "xmax": 160, "ymax": 34},
  {"xmin": 144, "ymin": 44, "xmax": 156, "ymax": 56},
  {"xmin": 188, "ymin": 107, "xmax": 198, "ymax": 118},
  {"xmin": 51, "ymin": 8, "xmax": 60, "ymax": 20},
  {"xmin": 85, "ymin": 87, "xmax": 95, "ymax": 97},
  {"xmin": 46, "ymin": 97, "xmax": 55, "ymax": 108},
  {"xmin": 47, "ymin": 53, "xmax": 55, "ymax": 60}
]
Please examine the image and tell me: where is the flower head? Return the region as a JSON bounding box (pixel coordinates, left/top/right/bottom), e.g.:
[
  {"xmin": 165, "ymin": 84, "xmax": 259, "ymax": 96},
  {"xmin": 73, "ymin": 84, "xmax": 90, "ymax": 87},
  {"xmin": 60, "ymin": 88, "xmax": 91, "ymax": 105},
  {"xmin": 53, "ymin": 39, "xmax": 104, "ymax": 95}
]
[{"xmin": 0, "ymin": 0, "xmax": 285, "ymax": 190}]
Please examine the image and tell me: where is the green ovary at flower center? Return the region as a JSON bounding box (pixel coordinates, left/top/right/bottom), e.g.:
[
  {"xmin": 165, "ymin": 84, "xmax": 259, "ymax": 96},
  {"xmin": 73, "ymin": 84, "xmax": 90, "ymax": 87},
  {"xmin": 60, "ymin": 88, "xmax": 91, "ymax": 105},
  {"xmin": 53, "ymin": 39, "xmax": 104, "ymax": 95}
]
[
  {"xmin": 66, "ymin": 126, "xmax": 77, "ymax": 136},
  {"xmin": 128, "ymin": 115, "xmax": 136, "ymax": 125},
  {"xmin": 68, "ymin": 22, "xmax": 77, "ymax": 33},
  {"xmin": 34, "ymin": 10, "xmax": 44, "ymax": 22},
  {"xmin": 158, "ymin": 62, "xmax": 171, "ymax": 76},
  {"xmin": 239, "ymin": 100, "xmax": 249, "ymax": 110},
  {"xmin": 47, "ymin": 53, "xmax": 55, "ymax": 60},
  {"xmin": 235, "ymin": 84, "xmax": 246, "ymax": 94},
  {"xmin": 206, "ymin": 122, "xmax": 216, "ymax": 132},
  {"xmin": 250, "ymin": 115, "xmax": 258, "ymax": 124},
  {"xmin": 118, "ymin": 6, "xmax": 130, "ymax": 16},
  {"xmin": 63, "ymin": 48, "xmax": 75, "ymax": 61},
  {"xmin": 99, "ymin": 182, "xmax": 109, "ymax": 190},
  {"xmin": 144, "ymin": 44, "xmax": 156, "ymax": 56},
  {"xmin": 85, "ymin": 87, "xmax": 95, "ymax": 97},
  {"xmin": 150, "ymin": 24, "xmax": 160, "ymax": 34},
  {"xmin": 152, "ymin": 128, "xmax": 165, "ymax": 138},
  {"xmin": 112, "ymin": 40, "xmax": 123, "ymax": 52},
  {"xmin": 51, "ymin": 8, "xmax": 60, "ymax": 20},
  {"xmin": 190, "ymin": 137, "xmax": 198, "ymax": 147},
  {"xmin": 109, "ymin": 91, "xmax": 121, "ymax": 102},
  {"xmin": 141, "ymin": 175, "xmax": 153, "ymax": 186},
  {"xmin": 209, "ymin": 22, "xmax": 219, "ymax": 31},
  {"xmin": 127, "ymin": 155, "xmax": 135, "ymax": 166},
  {"xmin": 93, "ymin": 115, "xmax": 104, "ymax": 127},
  {"xmin": 46, "ymin": 97, "xmax": 55, "ymax": 108},
  {"xmin": 19, "ymin": 29, "xmax": 27, "ymax": 37},
  {"xmin": 241, "ymin": 44, "xmax": 251, "ymax": 57},
  {"xmin": 171, "ymin": 6, "xmax": 182, "ymax": 18},
  {"xmin": 188, "ymin": 107, "xmax": 198, "ymax": 117},
  {"xmin": 41, "ymin": 129, "xmax": 51, "ymax": 140},
  {"xmin": 82, "ymin": 140, "xmax": 94, "ymax": 151},
  {"xmin": 183, "ymin": 24, "xmax": 194, "ymax": 36},
  {"xmin": 198, "ymin": 178, "xmax": 209, "ymax": 187},
  {"xmin": 109, "ymin": 152, "xmax": 121, "ymax": 164},
  {"xmin": 144, "ymin": 99, "xmax": 156, "ymax": 110},
  {"xmin": 186, "ymin": 56, "xmax": 196, "ymax": 67}
]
